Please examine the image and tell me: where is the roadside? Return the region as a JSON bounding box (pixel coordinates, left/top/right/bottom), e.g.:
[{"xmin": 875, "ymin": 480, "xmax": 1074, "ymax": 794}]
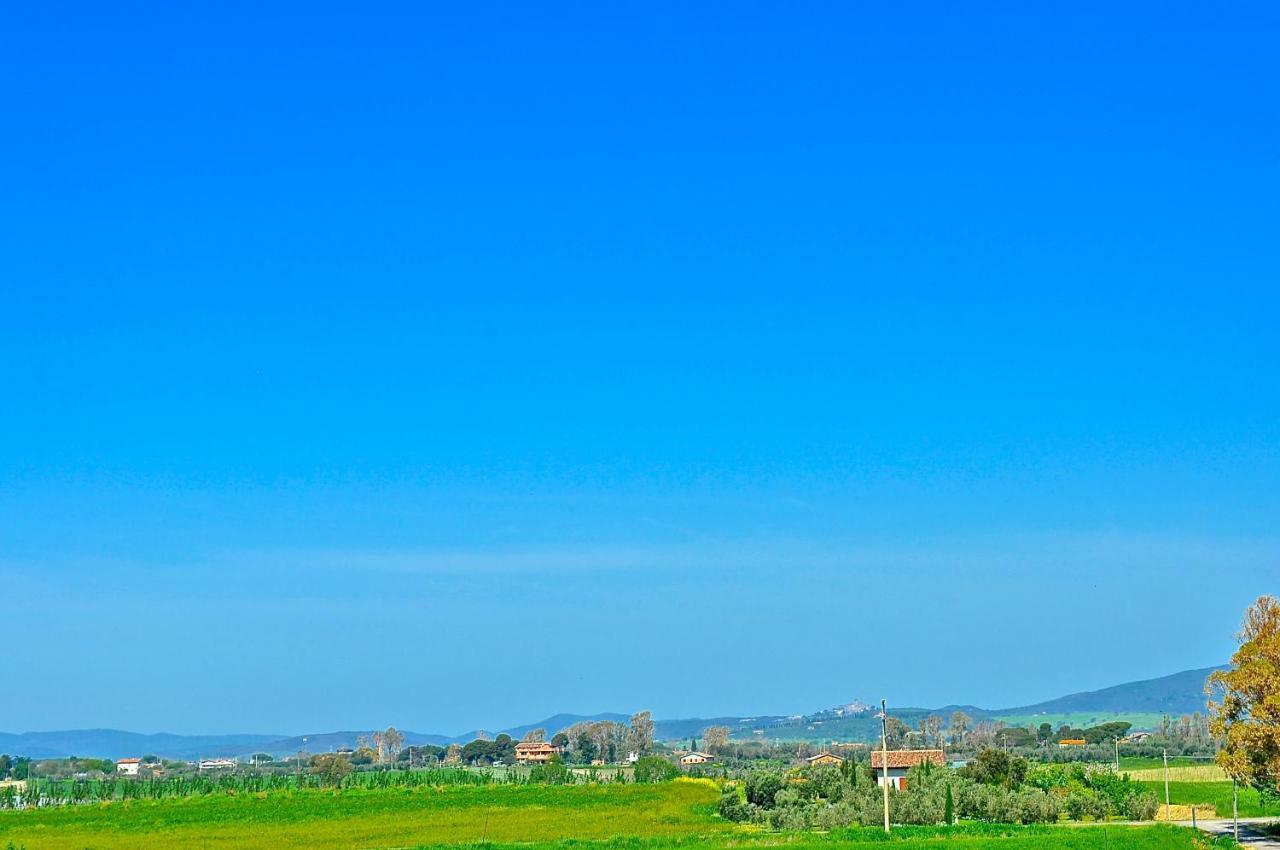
[{"xmin": 1191, "ymin": 818, "xmax": 1280, "ymax": 848}]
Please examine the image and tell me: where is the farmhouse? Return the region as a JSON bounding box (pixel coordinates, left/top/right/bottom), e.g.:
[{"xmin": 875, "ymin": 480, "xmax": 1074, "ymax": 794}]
[
  {"xmin": 1057, "ymin": 738, "xmax": 1086, "ymax": 748},
  {"xmin": 679, "ymin": 751, "xmax": 712, "ymax": 766},
  {"xmin": 198, "ymin": 758, "xmax": 237, "ymax": 770},
  {"xmin": 805, "ymin": 752, "xmax": 845, "ymax": 767},
  {"xmin": 116, "ymin": 758, "xmax": 141, "ymax": 776},
  {"xmin": 869, "ymin": 749, "xmax": 945, "ymax": 790},
  {"xmin": 514, "ymin": 742, "xmax": 561, "ymax": 764}
]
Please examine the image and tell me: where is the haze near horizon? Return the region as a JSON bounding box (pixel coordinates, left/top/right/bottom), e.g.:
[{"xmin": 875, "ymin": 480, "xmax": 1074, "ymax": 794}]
[{"xmin": 2, "ymin": 2, "xmax": 1277, "ymax": 735}]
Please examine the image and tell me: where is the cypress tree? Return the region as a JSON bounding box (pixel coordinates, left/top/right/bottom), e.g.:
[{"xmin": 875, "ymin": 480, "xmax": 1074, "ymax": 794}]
[{"xmin": 945, "ymin": 783, "xmax": 954, "ymax": 826}]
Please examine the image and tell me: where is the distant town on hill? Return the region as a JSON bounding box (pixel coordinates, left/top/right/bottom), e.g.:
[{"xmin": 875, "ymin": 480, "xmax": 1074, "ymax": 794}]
[{"xmin": 0, "ymin": 666, "xmax": 1222, "ymax": 761}]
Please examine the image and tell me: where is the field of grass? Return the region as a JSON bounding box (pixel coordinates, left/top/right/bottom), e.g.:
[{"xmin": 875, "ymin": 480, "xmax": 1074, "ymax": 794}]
[
  {"xmin": 1136, "ymin": 780, "xmax": 1275, "ymax": 818},
  {"xmin": 423, "ymin": 827, "xmax": 1228, "ymax": 850},
  {"xmin": 1126, "ymin": 765, "xmax": 1227, "ymax": 782},
  {"xmin": 990, "ymin": 713, "xmax": 1166, "ymax": 732},
  {"xmin": 0, "ymin": 780, "xmax": 723, "ymax": 850},
  {"xmin": 0, "ymin": 777, "xmax": 1234, "ymax": 850}
]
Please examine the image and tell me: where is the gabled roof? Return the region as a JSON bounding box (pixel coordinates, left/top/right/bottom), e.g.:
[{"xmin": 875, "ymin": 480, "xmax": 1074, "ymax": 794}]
[
  {"xmin": 869, "ymin": 749, "xmax": 945, "ymax": 769},
  {"xmin": 116, "ymin": 758, "xmax": 142, "ymax": 764},
  {"xmin": 806, "ymin": 752, "xmax": 845, "ymax": 763}
]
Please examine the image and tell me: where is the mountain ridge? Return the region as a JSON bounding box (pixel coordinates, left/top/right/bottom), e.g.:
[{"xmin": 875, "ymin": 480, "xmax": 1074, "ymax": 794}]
[{"xmin": 1, "ymin": 666, "xmax": 1223, "ymax": 760}]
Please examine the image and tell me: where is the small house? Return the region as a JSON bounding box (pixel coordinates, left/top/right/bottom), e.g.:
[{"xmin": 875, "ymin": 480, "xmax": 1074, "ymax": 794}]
[
  {"xmin": 679, "ymin": 751, "xmax": 712, "ymax": 766},
  {"xmin": 805, "ymin": 752, "xmax": 845, "ymax": 767},
  {"xmin": 116, "ymin": 758, "xmax": 141, "ymax": 776},
  {"xmin": 1057, "ymin": 739, "xmax": 1086, "ymax": 748},
  {"xmin": 869, "ymin": 749, "xmax": 945, "ymax": 790}
]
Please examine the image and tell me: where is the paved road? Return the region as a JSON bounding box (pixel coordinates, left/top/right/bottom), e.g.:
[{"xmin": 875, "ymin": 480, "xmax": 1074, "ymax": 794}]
[{"xmin": 1192, "ymin": 818, "xmax": 1280, "ymax": 847}]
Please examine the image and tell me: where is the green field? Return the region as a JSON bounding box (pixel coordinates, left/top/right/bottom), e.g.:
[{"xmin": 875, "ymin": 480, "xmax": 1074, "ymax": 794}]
[
  {"xmin": 991, "ymin": 713, "xmax": 1166, "ymax": 732},
  {"xmin": 0, "ymin": 780, "xmax": 721, "ymax": 850},
  {"xmin": 1136, "ymin": 780, "xmax": 1275, "ymax": 818},
  {"xmin": 0, "ymin": 778, "xmax": 1232, "ymax": 850}
]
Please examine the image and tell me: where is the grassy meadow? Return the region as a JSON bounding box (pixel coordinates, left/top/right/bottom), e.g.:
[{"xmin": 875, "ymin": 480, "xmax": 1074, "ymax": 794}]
[
  {"xmin": 1135, "ymin": 780, "xmax": 1275, "ymax": 818},
  {"xmin": 0, "ymin": 777, "xmax": 1231, "ymax": 850},
  {"xmin": 3, "ymin": 780, "xmax": 720, "ymax": 850}
]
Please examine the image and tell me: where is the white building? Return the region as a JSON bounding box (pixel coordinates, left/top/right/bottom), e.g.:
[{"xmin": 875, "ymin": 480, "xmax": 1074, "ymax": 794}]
[
  {"xmin": 116, "ymin": 758, "xmax": 141, "ymax": 776},
  {"xmin": 679, "ymin": 751, "xmax": 712, "ymax": 766},
  {"xmin": 198, "ymin": 758, "xmax": 237, "ymax": 771}
]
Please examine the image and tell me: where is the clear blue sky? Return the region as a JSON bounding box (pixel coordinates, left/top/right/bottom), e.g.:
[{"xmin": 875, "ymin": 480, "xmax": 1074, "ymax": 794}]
[{"xmin": 2, "ymin": 2, "xmax": 1277, "ymax": 736}]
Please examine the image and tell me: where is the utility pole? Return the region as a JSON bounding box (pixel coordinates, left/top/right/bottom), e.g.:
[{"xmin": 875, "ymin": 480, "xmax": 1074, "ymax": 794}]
[
  {"xmin": 879, "ymin": 699, "xmax": 890, "ymax": 835},
  {"xmin": 1114, "ymin": 738, "xmax": 1120, "ymax": 772},
  {"xmin": 1162, "ymin": 749, "xmax": 1170, "ymax": 817}
]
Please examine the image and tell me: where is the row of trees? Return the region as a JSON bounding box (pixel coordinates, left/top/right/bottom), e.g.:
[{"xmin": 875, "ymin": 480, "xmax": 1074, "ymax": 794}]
[{"xmin": 718, "ymin": 751, "xmax": 1158, "ymax": 829}]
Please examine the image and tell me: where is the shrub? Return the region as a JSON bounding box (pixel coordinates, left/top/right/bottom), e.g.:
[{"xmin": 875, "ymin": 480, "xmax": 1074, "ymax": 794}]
[
  {"xmin": 812, "ymin": 801, "xmax": 860, "ymax": 830},
  {"xmin": 745, "ymin": 770, "xmax": 785, "ymax": 808},
  {"xmin": 1121, "ymin": 791, "xmax": 1159, "ymax": 821},
  {"xmin": 632, "ymin": 757, "xmax": 678, "ymax": 783},
  {"xmin": 1014, "ymin": 789, "xmax": 1060, "ymax": 824},
  {"xmin": 528, "ymin": 759, "xmax": 572, "ymax": 785},
  {"xmin": 1064, "ymin": 791, "xmax": 1092, "ymax": 821},
  {"xmin": 717, "ymin": 787, "xmax": 751, "ymax": 822}
]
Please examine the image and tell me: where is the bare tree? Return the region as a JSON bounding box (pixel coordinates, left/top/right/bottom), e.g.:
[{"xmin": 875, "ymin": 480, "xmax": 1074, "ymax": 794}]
[
  {"xmin": 382, "ymin": 727, "xmax": 404, "ymax": 763},
  {"xmin": 702, "ymin": 726, "xmax": 731, "ymax": 753},
  {"xmin": 627, "ymin": 711, "xmax": 655, "ymax": 755},
  {"xmin": 522, "ymin": 728, "xmax": 547, "ymax": 743},
  {"xmin": 948, "ymin": 711, "xmax": 972, "ymax": 747},
  {"xmin": 444, "ymin": 743, "xmax": 462, "ymax": 763},
  {"xmin": 969, "ymin": 720, "xmax": 998, "ymax": 748},
  {"xmin": 920, "ymin": 715, "xmax": 944, "ymax": 749}
]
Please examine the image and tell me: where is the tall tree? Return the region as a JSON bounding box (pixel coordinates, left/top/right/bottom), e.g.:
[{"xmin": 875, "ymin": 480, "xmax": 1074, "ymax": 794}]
[
  {"xmin": 383, "ymin": 727, "xmax": 405, "ymax": 763},
  {"xmin": 885, "ymin": 716, "xmax": 910, "ymax": 748},
  {"xmin": 1209, "ymin": 595, "xmax": 1280, "ymax": 795},
  {"xmin": 948, "ymin": 711, "xmax": 972, "ymax": 747},
  {"xmin": 920, "ymin": 715, "xmax": 944, "ymax": 748},
  {"xmin": 523, "ymin": 728, "xmax": 547, "ymax": 743},
  {"xmin": 702, "ymin": 726, "xmax": 731, "ymax": 754},
  {"xmin": 627, "ymin": 711, "xmax": 655, "ymax": 755}
]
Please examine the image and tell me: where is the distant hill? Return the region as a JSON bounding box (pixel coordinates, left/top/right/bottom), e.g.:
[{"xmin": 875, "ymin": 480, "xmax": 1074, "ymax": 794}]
[
  {"xmin": 0, "ymin": 666, "xmax": 1225, "ymax": 759},
  {"xmin": 0, "ymin": 730, "xmax": 284, "ymax": 762},
  {"xmin": 991, "ymin": 666, "xmax": 1224, "ymax": 718}
]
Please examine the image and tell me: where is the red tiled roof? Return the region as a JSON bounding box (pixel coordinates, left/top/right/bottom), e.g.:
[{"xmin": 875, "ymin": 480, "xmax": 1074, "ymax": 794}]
[
  {"xmin": 117, "ymin": 758, "xmax": 142, "ymax": 764},
  {"xmin": 515, "ymin": 742, "xmax": 557, "ymax": 751},
  {"xmin": 869, "ymin": 749, "xmax": 945, "ymax": 769}
]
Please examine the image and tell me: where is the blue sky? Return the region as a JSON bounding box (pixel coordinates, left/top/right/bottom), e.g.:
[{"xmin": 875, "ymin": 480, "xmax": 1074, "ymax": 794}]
[{"xmin": 1, "ymin": 2, "xmax": 1277, "ymax": 735}]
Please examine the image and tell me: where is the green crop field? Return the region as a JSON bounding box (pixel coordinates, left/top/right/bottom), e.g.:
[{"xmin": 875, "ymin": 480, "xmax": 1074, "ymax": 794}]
[
  {"xmin": 0, "ymin": 778, "xmax": 1231, "ymax": 850},
  {"xmin": 1, "ymin": 780, "xmax": 721, "ymax": 850},
  {"xmin": 1135, "ymin": 780, "xmax": 1276, "ymax": 818}
]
